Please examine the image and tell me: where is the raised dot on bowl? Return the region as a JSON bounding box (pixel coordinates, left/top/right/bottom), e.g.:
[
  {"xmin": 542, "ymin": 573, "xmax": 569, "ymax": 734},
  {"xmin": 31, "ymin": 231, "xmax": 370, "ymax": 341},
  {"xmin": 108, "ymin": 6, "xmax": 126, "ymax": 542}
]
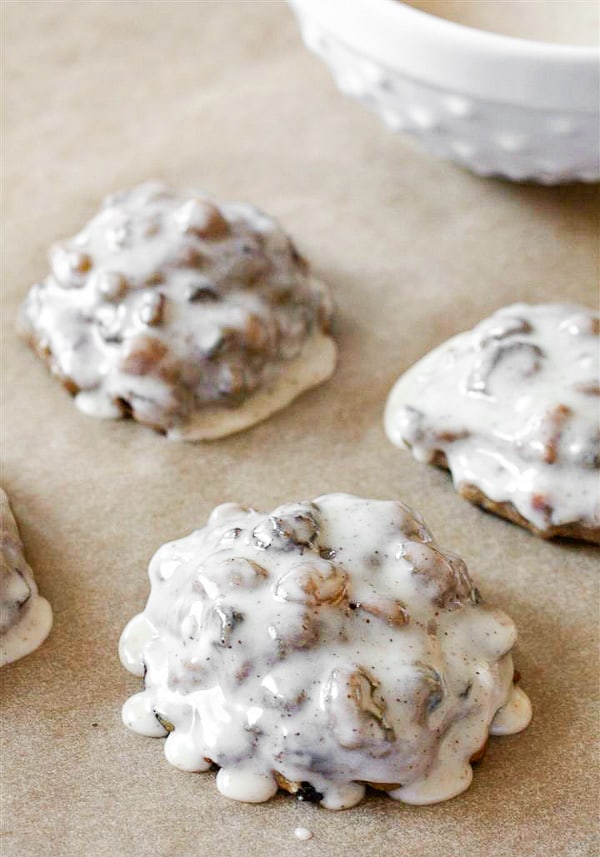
[
  {"xmin": 496, "ymin": 133, "xmax": 529, "ymax": 153},
  {"xmin": 360, "ymin": 58, "xmax": 386, "ymax": 85},
  {"xmin": 451, "ymin": 140, "xmax": 477, "ymax": 159},
  {"xmin": 407, "ymin": 105, "xmax": 439, "ymax": 131},
  {"xmin": 549, "ymin": 116, "xmax": 578, "ymax": 136},
  {"xmin": 381, "ymin": 109, "xmax": 406, "ymax": 131},
  {"xmin": 300, "ymin": 19, "xmax": 324, "ymax": 51},
  {"xmin": 442, "ymin": 95, "xmax": 475, "ymax": 118}
]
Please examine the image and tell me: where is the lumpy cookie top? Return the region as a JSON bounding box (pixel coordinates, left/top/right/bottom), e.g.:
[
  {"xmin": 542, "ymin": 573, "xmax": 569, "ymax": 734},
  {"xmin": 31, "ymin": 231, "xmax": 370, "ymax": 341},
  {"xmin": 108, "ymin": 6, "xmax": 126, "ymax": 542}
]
[
  {"xmin": 1, "ymin": 489, "xmax": 52, "ymax": 667},
  {"xmin": 19, "ymin": 182, "xmax": 335, "ymax": 439},
  {"xmin": 119, "ymin": 493, "xmax": 531, "ymax": 809},
  {"xmin": 385, "ymin": 303, "xmax": 600, "ymax": 541}
]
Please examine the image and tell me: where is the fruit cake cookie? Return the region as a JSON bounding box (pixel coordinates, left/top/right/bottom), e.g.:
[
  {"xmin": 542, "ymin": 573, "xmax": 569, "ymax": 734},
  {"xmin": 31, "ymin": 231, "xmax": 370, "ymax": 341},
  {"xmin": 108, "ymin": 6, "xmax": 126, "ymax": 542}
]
[
  {"xmin": 120, "ymin": 493, "xmax": 531, "ymax": 809},
  {"xmin": 385, "ymin": 303, "xmax": 599, "ymax": 542},
  {"xmin": 19, "ymin": 182, "xmax": 336, "ymax": 440}
]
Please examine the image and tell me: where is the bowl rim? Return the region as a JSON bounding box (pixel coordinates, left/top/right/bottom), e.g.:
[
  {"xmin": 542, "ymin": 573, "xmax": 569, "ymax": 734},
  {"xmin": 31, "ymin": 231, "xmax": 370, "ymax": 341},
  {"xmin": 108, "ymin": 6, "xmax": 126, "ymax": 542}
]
[{"xmin": 288, "ymin": 0, "xmax": 600, "ymax": 111}]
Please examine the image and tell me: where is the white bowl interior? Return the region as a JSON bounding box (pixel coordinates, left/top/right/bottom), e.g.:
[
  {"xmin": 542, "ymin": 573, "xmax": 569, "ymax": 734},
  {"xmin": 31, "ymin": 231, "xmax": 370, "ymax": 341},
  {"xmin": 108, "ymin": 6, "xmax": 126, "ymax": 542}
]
[{"xmin": 400, "ymin": 0, "xmax": 599, "ymax": 48}]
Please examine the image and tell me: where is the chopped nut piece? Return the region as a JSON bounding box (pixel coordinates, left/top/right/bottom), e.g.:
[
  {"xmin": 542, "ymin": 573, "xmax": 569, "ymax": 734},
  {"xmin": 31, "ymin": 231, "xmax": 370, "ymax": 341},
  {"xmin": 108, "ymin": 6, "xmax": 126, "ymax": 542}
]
[
  {"xmin": 95, "ymin": 271, "xmax": 128, "ymax": 301},
  {"xmin": 175, "ymin": 199, "xmax": 230, "ymax": 240},
  {"xmin": 49, "ymin": 246, "xmax": 92, "ymax": 288},
  {"xmin": 402, "ymin": 542, "xmax": 474, "ymax": 607},
  {"xmin": 154, "ymin": 711, "xmax": 174, "ymax": 733},
  {"xmin": 138, "ymin": 293, "xmax": 166, "ymax": 326},
  {"xmin": 119, "ymin": 335, "xmax": 168, "ymax": 376},
  {"xmin": 268, "ymin": 609, "xmax": 320, "ymax": 652},
  {"xmin": 531, "ymin": 493, "xmax": 553, "ymax": 522},
  {"xmin": 273, "ymin": 560, "xmax": 347, "ymax": 606},
  {"xmin": 173, "ymin": 245, "xmax": 204, "ymax": 269},
  {"xmin": 252, "ymin": 505, "xmax": 320, "ymax": 551},
  {"xmin": 575, "ymin": 381, "xmax": 600, "ymax": 396},
  {"xmin": 358, "ymin": 598, "xmax": 409, "ymax": 626},
  {"xmin": 324, "ymin": 666, "xmax": 395, "ymax": 750},
  {"xmin": 478, "ymin": 316, "xmax": 532, "ymax": 345},
  {"xmin": 541, "ymin": 404, "xmax": 573, "ymax": 464},
  {"xmin": 242, "ymin": 314, "xmax": 270, "ymax": 352},
  {"xmin": 197, "ymin": 558, "xmax": 267, "ymax": 599}
]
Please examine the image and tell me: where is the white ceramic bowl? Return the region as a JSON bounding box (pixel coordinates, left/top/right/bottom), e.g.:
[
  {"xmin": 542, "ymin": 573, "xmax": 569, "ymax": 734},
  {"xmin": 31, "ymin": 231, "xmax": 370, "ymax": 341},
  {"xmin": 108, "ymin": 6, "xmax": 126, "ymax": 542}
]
[{"xmin": 288, "ymin": 0, "xmax": 600, "ymax": 183}]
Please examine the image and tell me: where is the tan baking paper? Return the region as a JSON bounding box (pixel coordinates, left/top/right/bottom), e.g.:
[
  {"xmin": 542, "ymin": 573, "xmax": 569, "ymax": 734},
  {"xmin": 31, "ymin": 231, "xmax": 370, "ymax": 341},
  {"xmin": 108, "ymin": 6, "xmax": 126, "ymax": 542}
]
[{"xmin": 1, "ymin": 2, "xmax": 598, "ymax": 856}]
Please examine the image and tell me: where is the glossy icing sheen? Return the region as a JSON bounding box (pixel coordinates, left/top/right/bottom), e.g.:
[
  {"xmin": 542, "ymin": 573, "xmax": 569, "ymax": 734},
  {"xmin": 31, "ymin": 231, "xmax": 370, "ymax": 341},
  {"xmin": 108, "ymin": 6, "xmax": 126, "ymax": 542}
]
[
  {"xmin": 18, "ymin": 182, "xmax": 335, "ymax": 438},
  {"xmin": 119, "ymin": 494, "xmax": 531, "ymax": 809},
  {"xmin": 0, "ymin": 489, "xmax": 52, "ymax": 667},
  {"xmin": 385, "ymin": 303, "xmax": 600, "ymax": 537}
]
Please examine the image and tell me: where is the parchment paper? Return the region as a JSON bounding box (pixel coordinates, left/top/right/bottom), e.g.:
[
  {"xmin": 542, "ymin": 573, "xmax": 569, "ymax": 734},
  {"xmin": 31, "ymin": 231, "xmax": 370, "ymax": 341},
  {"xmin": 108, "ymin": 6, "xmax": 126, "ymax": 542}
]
[{"xmin": 1, "ymin": 2, "xmax": 598, "ymax": 856}]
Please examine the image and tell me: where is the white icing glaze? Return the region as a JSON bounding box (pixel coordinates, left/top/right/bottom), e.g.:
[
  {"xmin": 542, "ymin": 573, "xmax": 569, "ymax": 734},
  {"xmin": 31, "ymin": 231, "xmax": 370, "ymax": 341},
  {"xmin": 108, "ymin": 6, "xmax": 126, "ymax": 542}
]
[
  {"xmin": 385, "ymin": 303, "xmax": 600, "ymax": 538},
  {"xmin": 0, "ymin": 488, "xmax": 52, "ymax": 667},
  {"xmin": 19, "ymin": 182, "xmax": 335, "ymax": 438},
  {"xmin": 490, "ymin": 685, "xmax": 532, "ymax": 737},
  {"xmin": 119, "ymin": 493, "xmax": 531, "ymax": 808},
  {"xmin": 294, "ymin": 827, "xmax": 313, "ymax": 841},
  {"xmin": 216, "ymin": 767, "xmax": 278, "ymax": 803}
]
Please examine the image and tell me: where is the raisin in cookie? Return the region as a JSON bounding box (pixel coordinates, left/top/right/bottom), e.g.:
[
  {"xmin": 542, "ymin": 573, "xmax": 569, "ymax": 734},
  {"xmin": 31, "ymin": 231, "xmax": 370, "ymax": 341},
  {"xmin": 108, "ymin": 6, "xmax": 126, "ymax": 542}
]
[
  {"xmin": 1, "ymin": 489, "xmax": 52, "ymax": 667},
  {"xmin": 18, "ymin": 182, "xmax": 336, "ymax": 440},
  {"xmin": 119, "ymin": 493, "xmax": 531, "ymax": 809},
  {"xmin": 385, "ymin": 303, "xmax": 599, "ymax": 542}
]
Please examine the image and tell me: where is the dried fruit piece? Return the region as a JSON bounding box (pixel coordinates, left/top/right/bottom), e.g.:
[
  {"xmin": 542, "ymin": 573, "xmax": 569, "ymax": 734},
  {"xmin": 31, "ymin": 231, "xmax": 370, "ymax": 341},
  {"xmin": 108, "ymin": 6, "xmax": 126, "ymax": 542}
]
[
  {"xmin": 324, "ymin": 666, "xmax": 395, "ymax": 750},
  {"xmin": 119, "ymin": 335, "xmax": 168, "ymax": 376},
  {"xmin": 138, "ymin": 292, "xmax": 166, "ymax": 327},
  {"xmin": 252, "ymin": 504, "xmax": 320, "ymax": 551},
  {"xmin": 49, "ymin": 246, "xmax": 92, "ymax": 288},
  {"xmin": 197, "ymin": 557, "xmax": 267, "ymax": 599},
  {"xmin": 466, "ymin": 341, "xmax": 544, "ymax": 395},
  {"xmin": 358, "ymin": 597, "xmax": 409, "ymax": 627},
  {"xmin": 273, "ymin": 560, "xmax": 347, "ymax": 606},
  {"xmin": 401, "ymin": 541, "xmax": 474, "ymax": 607}
]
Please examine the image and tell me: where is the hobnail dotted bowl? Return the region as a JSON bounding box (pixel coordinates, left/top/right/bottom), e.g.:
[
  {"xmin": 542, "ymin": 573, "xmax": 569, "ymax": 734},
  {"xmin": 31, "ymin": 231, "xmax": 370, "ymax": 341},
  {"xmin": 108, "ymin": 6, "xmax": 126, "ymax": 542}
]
[{"xmin": 288, "ymin": 0, "xmax": 600, "ymax": 183}]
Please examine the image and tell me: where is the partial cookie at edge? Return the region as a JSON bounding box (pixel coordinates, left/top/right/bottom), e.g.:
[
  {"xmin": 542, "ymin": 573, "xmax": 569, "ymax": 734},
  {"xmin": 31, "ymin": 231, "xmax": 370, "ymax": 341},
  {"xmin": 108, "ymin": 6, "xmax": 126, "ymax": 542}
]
[{"xmin": 0, "ymin": 488, "xmax": 52, "ymax": 667}]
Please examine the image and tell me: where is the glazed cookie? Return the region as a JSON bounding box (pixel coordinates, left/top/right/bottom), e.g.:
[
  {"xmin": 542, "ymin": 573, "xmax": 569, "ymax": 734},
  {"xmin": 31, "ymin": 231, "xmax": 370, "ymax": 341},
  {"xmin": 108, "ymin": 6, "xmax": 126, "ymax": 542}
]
[
  {"xmin": 18, "ymin": 182, "xmax": 336, "ymax": 440},
  {"xmin": 1, "ymin": 489, "xmax": 52, "ymax": 667},
  {"xmin": 385, "ymin": 303, "xmax": 600, "ymax": 542},
  {"xmin": 119, "ymin": 493, "xmax": 531, "ymax": 809}
]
